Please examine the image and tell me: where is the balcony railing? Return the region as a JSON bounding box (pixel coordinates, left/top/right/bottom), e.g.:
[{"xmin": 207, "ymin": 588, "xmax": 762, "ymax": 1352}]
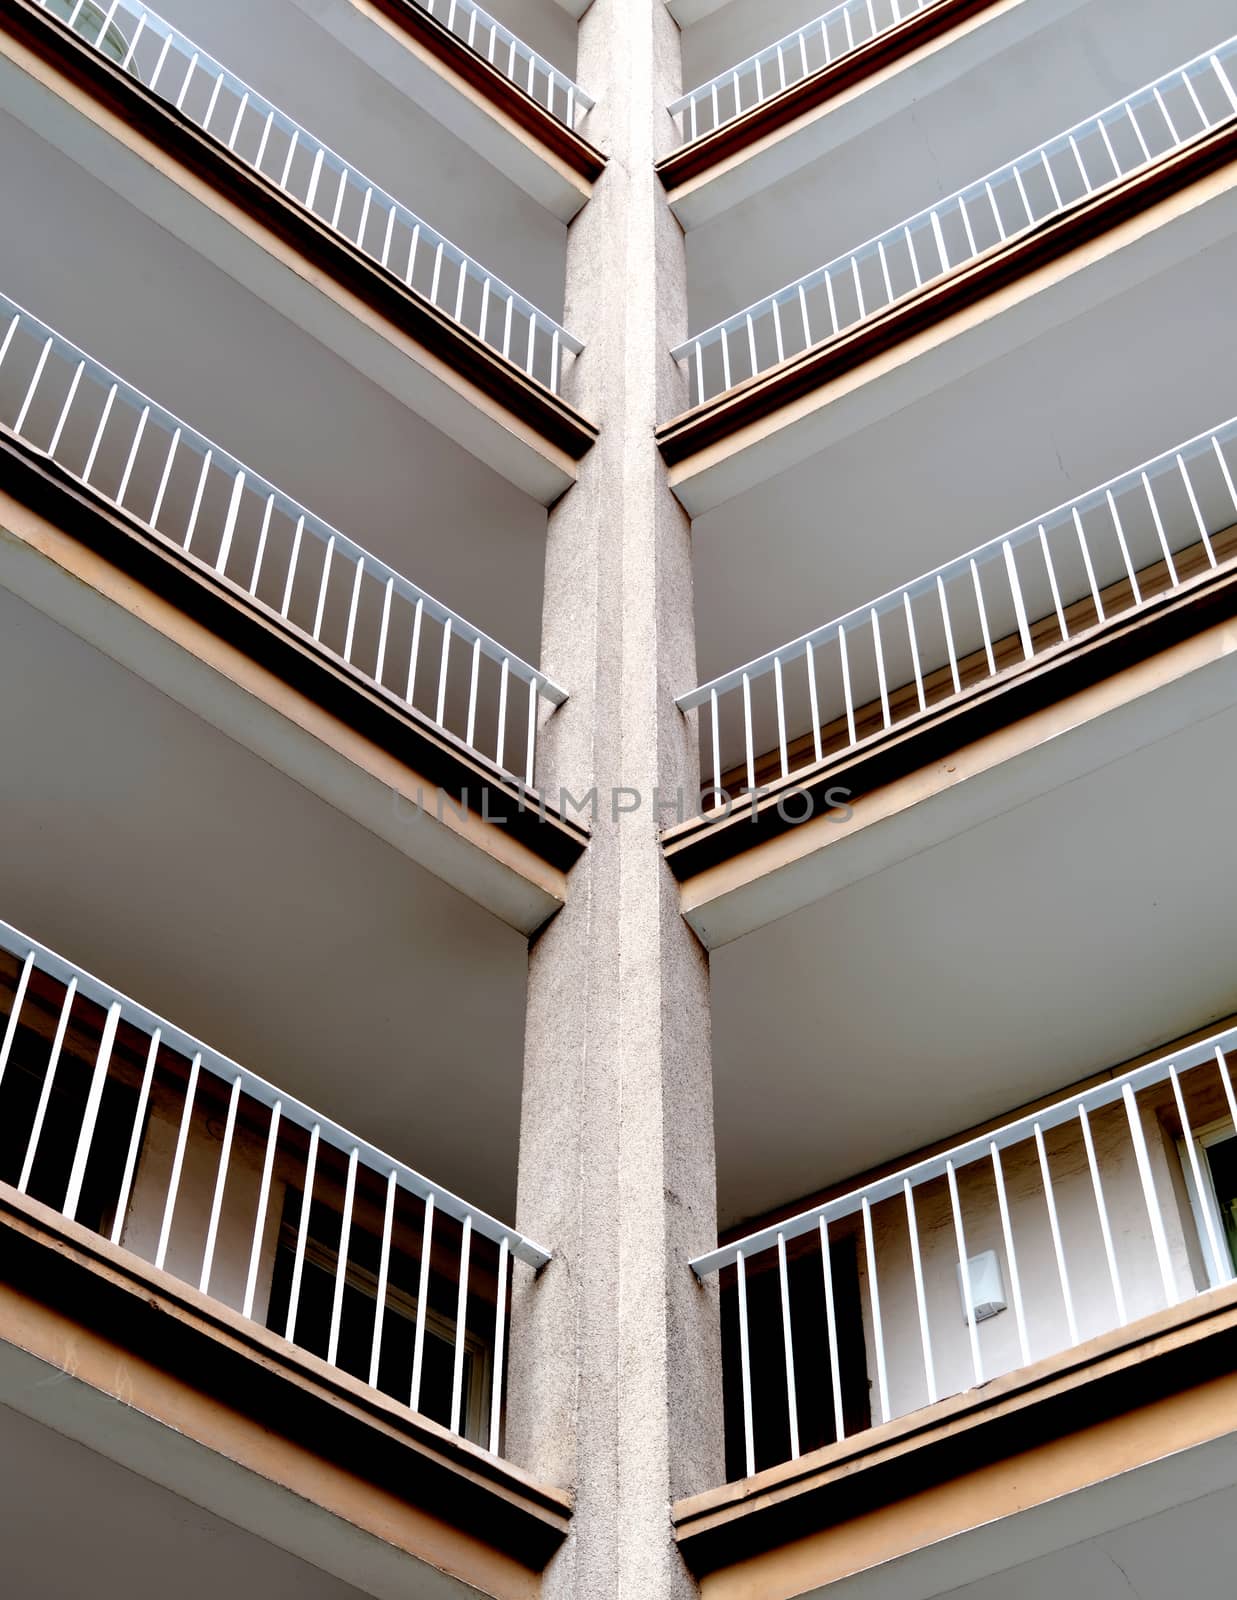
[
  {"xmin": 0, "ymin": 915, "xmax": 548, "ymax": 1454},
  {"xmin": 673, "ymin": 38, "xmax": 1237, "ymax": 406},
  {"xmin": 669, "ymin": 0, "xmax": 937, "ymax": 146},
  {"xmin": 693, "ymin": 1022, "xmax": 1237, "ymax": 1479},
  {"xmin": 0, "ymin": 291, "xmax": 567, "ymax": 787},
  {"xmin": 678, "ymin": 417, "xmax": 1237, "ymax": 802},
  {"xmin": 413, "ymin": 0, "xmax": 595, "ymax": 131},
  {"xmin": 32, "ymin": 0, "xmax": 584, "ymax": 395}
]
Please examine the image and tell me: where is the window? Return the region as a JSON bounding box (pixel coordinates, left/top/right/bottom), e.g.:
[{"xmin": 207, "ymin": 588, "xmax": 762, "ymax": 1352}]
[
  {"xmin": 719, "ymin": 1232, "xmax": 869, "ymax": 1480},
  {"xmin": 264, "ymin": 1189, "xmax": 492, "ymax": 1445},
  {"xmin": 1178, "ymin": 1118, "xmax": 1237, "ymax": 1289}
]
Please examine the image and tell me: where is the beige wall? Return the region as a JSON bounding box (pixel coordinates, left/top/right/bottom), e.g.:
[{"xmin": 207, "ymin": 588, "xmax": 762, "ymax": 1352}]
[{"xmin": 850, "ymin": 1076, "xmax": 1220, "ymax": 1423}]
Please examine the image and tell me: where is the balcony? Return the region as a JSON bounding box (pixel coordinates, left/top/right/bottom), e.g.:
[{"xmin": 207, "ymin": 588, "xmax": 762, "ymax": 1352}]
[
  {"xmin": 0, "ymin": 288, "xmax": 587, "ymax": 929},
  {"xmin": 677, "ymin": 417, "xmax": 1237, "ymax": 815},
  {"xmin": 676, "ymin": 1021, "xmax": 1237, "ymax": 1595},
  {"xmin": 2, "ymin": 0, "xmax": 596, "ymax": 499},
  {"xmin": 667, "ymin": 0, "xmax": 981, "ymax": 152},
  {"xmin": 667, "ymin": 36, "xmax": 1237, "ymax": 412},
  {"xmin": 0, "ymin": 913, "xmax": 569, "ymax": 1585}
]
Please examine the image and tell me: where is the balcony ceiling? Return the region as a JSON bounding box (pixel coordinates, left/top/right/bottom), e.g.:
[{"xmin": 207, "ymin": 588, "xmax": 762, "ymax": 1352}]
[
  {"xmin": 0, "ymin": 109, "xmax": 550, "ymax": 661},
  {"xmin": 691, "ymin": 203, "xmax": 1237, "ymax": 686},
  {"xmin": 0, "ymin": 1403, "xmax": 376, "ymax": 1600},
  {"xmin": 710, "ymin": 648, "xmax": 1237, "ymax": 1229},
  {"xmin": 0, "ymin": 587, "xmax": 530, "ymax": 1223},
  {"xmin": 677, "ymin": 0, "xmax": 1233, "ymax": 274},
  {"xmin": 800, "ymin": 1427, "xmax": 1237, "ymax": 1600}
]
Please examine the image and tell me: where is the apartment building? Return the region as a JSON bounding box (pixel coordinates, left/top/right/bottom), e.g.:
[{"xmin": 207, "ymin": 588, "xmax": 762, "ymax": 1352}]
[{"xmin": 0, "ymin": 0, "xmax": 1236, "ymax": 1596}]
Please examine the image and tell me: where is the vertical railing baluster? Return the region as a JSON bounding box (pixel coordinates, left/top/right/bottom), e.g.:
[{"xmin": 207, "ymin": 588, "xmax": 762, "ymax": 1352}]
[
  {"xmin": 1038, "ymin": 524, "xmax": 1069, "ymax": 642},
  {"xmin": 903, "ymin": 1180, "xmax": 938, "ymax": 1405},
  {"xmin": 1002, "ymin": 540, "xmax": 1034, "ymax": 660},
  {"xmin": 14, "ymin": 337, "xmax": 53, "ymax": 435},
  {"xmin": 861, "ymin": 1198, "xmax": 890, "ymax": 1424},
  {"xmin": 773, "ymin": 656, "xmax": 789, "ymax": 777},
  {"xmin": 115, "ymin": 406, "xmax": 151, "ymax": 508},
  {"xmin": 19, "ymin": 979, "xmax": 79, "ymax": 1195},
  {"xmin": 946, "ymin": 1159, "xmax": 984, "ymax": 1387},
  {"xmin": 740, "ymin": 672, "xmax": 756, "ymax": 792},
  {"xmin": 903, "ymin": 592, "xmax": 927, "ymax": 712},
  {"xmin": 871, "ymin": 608, "xmax": 892, "ymax": 727},
  {"xmin": 1123, "ymin": 1084, "xmax": 1178, "ymax": 1308},
  {"xmin": 819, "ymin": 1218, "xmax": 845, "ymax": 1443},
  {"xmin": 312, "ymin": 535, "xmax": 335, "ymax": 640},
  {"xmin": 82, "ymin": 384, "xmax": 117, "ymax": 483},
  {"xmin": 199, "ymin": 1074, "xmax": 242, "ymax": 1294},
  {"xmin": 242, "ymin": 1099, "xmax": 282, "ymax": 1318},
  {"xmin": 369, "ymin": 1169, "xmax": 398, "ymax": 1387},
  {"xmin": 525, "ymin": 675, "xmax": 539, "ymax": 788},
  {"xmin": 343, "ymin": 555, "xmax": 365, "ymax": 664},
  {"xmin": 989, "ymin": 1142, "xmax": 1031, "ymax": 1365},
  {"xmin": 496, "ymin": 657, "xmax": 510, "ymax": 771},
  {"xmin": 410, "ymin": 1192, "xmax": 436, "ymax": 1413},
  {"xmin": 327, "ymin": 1146, "xmax": 360, "ymax": 1366},
  {"xmin": 1106, "ymin": 489, "xmax": 1142, "ymax": 603},
  {"xmin": 1078, "ymin": 1105, "xmax": 1127, "ymax": 1324},
  {"xmin": 182, "ymin": 448, "xmax": 213, "ymax": 553},
  {"xmin": 111, "ymin": 1029, "xmax": 161, "ymax": 1247},
  {"xmin": 776, "ymin": 1232, "xmax": 800, "ymax": 1460},
  {"xmin": 466, "ymin": 635, "xmax": 482, "ymax": 749},
  {"xmin": 286, "ymin": 1122, "xmax": 321, "ymax": 1342},
  {"xmin": 837, "ymin": 625, "xmax": 858, "ymax": 745},
  {"xmin": 1171, "ymin": 1065, "xmax": 1230, "ymax": 1285},
  {"xmin": 936, "ymin": 576, "xmax": 961, "ymax": 694},
  {"xmin": 1072, "ymin": 507, "xmax": 1106, "ymax": 623},
  {"xmin": 805, "ymin": 640, "xmax": 823, "ymax": 762},
  {"xmin": 436, "ymin": 617, "xmax": 453, "ymax": 726},
  {"xmin": 970, "ymin": 560, "xmax": 996, "ymax": 676},
  {"xmin": 62, "ymin": 1001, "xmax": 121, "ymax": 1222},
  {"xmin": 489, "ymin": 1237, "xmax": 510, "ymax": 1455},
  {"xmin": 406, "ymin": 596, "xmax": 425, "ymax": 705},
  {"xmin": 1177, "ymin": 453, "xmax": 1218, "ymax": 569},
  {"xmin": 47, "ymin": 360, "xmax": 85, "ymax": 458},
  {"xmin": 735, "ymin": 1249, "xmax": 756, "ymax": 1477},
  {"xmin": 1033, "ymin": 1124, "xmax": 1079, "ymax": 1344},
  {"xmin": 154, "ymin": 1051, "xmax": 202, "ymax": 1271}
]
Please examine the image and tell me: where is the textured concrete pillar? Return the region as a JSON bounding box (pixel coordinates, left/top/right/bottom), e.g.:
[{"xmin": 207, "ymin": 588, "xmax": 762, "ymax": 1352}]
[{"xmin": 504, "ymin": 2, "xmax": 725, "ymax": 1596}]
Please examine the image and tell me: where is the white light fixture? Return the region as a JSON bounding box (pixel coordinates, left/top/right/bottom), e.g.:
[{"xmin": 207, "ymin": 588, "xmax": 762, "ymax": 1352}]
[{"xmin": 957, "ymin": 1249, "xmax": 1007, "ymax": 1322}]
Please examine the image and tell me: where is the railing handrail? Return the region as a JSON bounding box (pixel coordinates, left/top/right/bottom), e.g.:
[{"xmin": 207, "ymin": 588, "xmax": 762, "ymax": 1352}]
[
  {"xmin": 0, "ymin": 914, "xmax": 551, "ymax": 1268},
  {"xmin": 692, "ymin": 1020, "xmax": 1237, "ymax": 1276},
  {"xmin": 671, "ymin": 36, "xmax": 1237, "ymax": 359},
  {"xmin": 34, "ymin": 0, "xmax": 584, "ymax": 359},
  {"xmin": 0, "ymin": 289, "xmax": 567, "ymax": 707},
  {"xmin": 677, "ymin": 415, "xmax": 1237, "ymax": 710},
  {"xmin": 416, "ymin": 0, "xmax": 595, "ymax": 121},
  {"xmin": 668, "ymin": 0, "xmax": 933, "ymax": 117}
]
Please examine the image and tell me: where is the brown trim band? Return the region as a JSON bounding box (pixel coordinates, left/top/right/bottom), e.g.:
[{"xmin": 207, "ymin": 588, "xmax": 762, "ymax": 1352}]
[
  {"xmin": 673, "ymin": 1280, "xmax": 1237, "ymax": 1577},
  {"xmin": 657, "ymin": 0, "xmax": 998, "ymax": 192},
  {"xmin": 0, "ymin": 0, "xmax": 598, "ymax": 461},
  {"xmin": 364, "ymin": 0, "xmax": 605, "ymax": 183},
  {"xmin": 0, "ymin": 430, "xmax": 590, "ymax": 874},
  {"xmin": 658, "ymin": 121, "xmax": 1237, "ymax": 466},
  {"xmin": 662, "ymin": 553, "xmax": 1237, "ymax": 881},
  {"xmin": 0, "ymin": 1183, "xmax": 571, "ymax": 1570}
]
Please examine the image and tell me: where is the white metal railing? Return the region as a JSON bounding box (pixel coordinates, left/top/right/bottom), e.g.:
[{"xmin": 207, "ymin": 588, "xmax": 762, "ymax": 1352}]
[
  {"xmin": 678, "ymin": 418, "xmax": 1237, "ymax": 801},
  {"xmin": 0, "ymin": 291, "xmax": 567, "ymax": 787},
  {"xmin": 669, "ymin": 0, "xmax": 937, "ymax": 145},
  {"xmin": 693, "ymin": 1021, "xmax": 1237, "ymax": 1477},
  {"xmin": 0, "ymin": 915, "xmax": 548, "ymax": 1454},
  {"xmin": 413, "ymin": 0, "xmax": 594, "ymax": 131},
  {"xmin": 34, "ymin": 0, "xmax": 584, "ymax": 395},
  {"xmin": 673, "ymin": 39, "xmax": 1237, "ymax": 405}
]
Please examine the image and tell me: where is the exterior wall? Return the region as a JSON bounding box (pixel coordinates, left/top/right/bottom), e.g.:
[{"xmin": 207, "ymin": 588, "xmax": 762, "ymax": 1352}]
[{"xmin": 851, "ymin": 1078, "xmax": 1216, "ymax": 1424}]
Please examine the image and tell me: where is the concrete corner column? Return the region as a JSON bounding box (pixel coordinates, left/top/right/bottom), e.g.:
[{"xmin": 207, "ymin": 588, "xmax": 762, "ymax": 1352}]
[{"xmin": 503, "ymin": 2, "xmax": 724, "ymax": 1595}]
